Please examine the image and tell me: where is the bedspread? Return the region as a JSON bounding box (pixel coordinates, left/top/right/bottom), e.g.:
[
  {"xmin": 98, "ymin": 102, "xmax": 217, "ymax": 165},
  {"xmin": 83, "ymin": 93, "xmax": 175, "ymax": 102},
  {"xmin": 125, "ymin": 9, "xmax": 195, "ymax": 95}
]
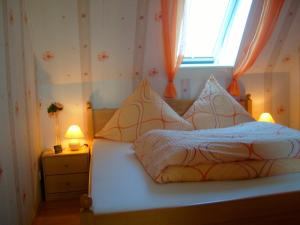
[{"xmin": 134, "ymin": 122, "xmax": 300, "ymax": 183}]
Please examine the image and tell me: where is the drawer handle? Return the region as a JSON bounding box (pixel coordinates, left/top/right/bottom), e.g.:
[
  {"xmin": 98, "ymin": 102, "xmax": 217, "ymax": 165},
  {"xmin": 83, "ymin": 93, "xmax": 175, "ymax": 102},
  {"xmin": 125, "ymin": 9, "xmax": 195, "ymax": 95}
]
[
  {"xmin": 66, "ymin": 182, "xmax": 71, "ymax": 186},
  {"xmin": 64, "ymin": 164, "xmax": 69, "ymax": 168}
]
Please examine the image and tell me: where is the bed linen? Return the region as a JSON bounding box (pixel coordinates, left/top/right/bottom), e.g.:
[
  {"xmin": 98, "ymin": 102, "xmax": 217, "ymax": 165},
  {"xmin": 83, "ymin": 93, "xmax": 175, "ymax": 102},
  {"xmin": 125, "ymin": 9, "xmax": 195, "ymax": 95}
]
[
  {"xmin": 183, "ymin": 76, "xmax": 254, "ymax": 129},
  {"xmin": 90, "ymin": 139, "xmax": 300, "ymax": 215},
  {"xmin": 95, "ymin": 79, "xmax": 192, "ymax": 142},
  {"xmin": 154, "ymin": 158, "xmax": 300, "ymax": 183},
  {"xmin": 134, "ymin": 122, "xmax": 300, "ymax": 183}
]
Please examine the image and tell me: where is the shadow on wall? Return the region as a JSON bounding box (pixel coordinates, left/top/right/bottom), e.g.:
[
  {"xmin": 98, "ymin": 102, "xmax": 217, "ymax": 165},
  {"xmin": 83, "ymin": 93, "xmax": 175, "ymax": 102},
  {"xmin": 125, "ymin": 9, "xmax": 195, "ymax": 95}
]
[{"xmin": 36, "ymin": 61, "xmax": 85, "ymax": 149}]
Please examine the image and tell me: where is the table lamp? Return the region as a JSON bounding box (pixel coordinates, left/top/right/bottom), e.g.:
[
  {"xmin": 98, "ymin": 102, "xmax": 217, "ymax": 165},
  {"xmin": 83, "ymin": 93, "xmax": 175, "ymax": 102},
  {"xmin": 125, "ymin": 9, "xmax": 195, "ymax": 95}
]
[
  {"xmin": 258, "ymin": 112, "xmax": 275, "ymax": 123},
  {"xmin": 64, "ymin": 125, "xmax": 84, "ymax": 150}
]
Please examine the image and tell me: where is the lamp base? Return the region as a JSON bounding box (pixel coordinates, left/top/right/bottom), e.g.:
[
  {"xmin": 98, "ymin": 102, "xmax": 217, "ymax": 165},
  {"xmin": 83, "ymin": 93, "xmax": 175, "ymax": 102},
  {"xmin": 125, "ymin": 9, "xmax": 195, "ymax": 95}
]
[{"xmin": 69, "ymin": 142, "xmax": 80, "ymax": 151}]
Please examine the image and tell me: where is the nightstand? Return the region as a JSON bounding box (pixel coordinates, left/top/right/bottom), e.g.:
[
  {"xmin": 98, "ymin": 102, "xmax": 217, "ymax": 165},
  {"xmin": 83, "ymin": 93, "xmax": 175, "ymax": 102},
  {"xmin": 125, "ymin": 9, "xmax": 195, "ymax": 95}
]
[{"xmin": 41, "ymin": 146, "xmax": 90, "ymax": 201}]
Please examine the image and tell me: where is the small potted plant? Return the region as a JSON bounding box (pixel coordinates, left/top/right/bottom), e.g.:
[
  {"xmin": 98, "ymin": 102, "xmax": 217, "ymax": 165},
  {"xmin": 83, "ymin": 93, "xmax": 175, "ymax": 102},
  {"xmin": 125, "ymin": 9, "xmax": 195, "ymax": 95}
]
[{"xmin": 48, "ymin": 102, "xmax": 64, "ymax": 153}]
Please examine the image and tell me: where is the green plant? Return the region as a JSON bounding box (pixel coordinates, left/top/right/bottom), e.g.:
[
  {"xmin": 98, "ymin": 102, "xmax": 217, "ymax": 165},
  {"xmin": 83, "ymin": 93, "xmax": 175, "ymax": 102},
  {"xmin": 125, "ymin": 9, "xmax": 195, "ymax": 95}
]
[{"xmin": 47, "ymin": 102, "xmax": 63, "ymax": 114}]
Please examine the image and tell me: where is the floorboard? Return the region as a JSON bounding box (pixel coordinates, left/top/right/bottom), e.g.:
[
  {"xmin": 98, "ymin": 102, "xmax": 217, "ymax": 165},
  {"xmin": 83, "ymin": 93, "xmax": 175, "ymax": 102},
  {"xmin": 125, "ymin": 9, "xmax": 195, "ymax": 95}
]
[{"xmin": 33, "ymin": 199, "xmax": 80, "ymax": 225}]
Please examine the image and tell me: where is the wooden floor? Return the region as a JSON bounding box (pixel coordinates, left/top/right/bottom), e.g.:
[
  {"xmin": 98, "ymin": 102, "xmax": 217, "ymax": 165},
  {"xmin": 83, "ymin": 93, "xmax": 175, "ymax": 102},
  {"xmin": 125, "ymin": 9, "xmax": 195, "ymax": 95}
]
[{"xmin": 33, "ymin": 199, "xmax": 80, "ymax": 225}]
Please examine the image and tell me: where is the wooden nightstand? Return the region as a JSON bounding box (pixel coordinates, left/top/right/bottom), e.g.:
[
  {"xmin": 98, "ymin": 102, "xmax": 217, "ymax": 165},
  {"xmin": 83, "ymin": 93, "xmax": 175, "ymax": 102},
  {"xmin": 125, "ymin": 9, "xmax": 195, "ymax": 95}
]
[{"xmin": 41, "ymin": 146, "xmax": 90, "ymax": 201}]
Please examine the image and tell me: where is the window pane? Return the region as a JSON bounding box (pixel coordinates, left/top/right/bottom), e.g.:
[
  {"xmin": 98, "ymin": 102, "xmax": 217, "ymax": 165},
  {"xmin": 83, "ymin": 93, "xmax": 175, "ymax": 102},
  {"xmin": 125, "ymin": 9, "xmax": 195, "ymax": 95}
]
[
  {"xmin": 217, "ymin": 0, "xmax": 252, "ymax": 65},
  {"xmin": 182, "ymin": 0, "xmax": 252, "ymax": 66},
  {"xmin": 183, "ymin": 0, "xmax": 231, "ymax": 58}
]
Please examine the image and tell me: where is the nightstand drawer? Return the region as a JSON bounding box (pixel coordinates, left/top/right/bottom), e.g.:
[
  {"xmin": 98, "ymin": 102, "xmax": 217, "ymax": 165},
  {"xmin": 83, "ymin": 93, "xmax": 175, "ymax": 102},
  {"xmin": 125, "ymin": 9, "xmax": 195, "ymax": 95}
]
[
  {"xmin": 45, "ymin": 173, "xmax": 88, "ymax": 193},
  {"xmin": 44, "ymin": 154, "xmax": 89, "ymax": 175}
]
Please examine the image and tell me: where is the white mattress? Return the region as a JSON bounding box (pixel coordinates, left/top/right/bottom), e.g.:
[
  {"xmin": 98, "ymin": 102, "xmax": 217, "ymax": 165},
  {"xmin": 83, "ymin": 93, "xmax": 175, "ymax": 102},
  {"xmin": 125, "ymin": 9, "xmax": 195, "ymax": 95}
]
[{"xmin": 90, "ymin": 139, "xmax": 300, "ymax": 214}]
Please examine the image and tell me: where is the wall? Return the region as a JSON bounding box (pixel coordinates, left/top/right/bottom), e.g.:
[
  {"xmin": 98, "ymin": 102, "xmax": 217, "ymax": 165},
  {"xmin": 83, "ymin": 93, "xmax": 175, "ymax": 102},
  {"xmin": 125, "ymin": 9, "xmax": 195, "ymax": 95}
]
[
  {"xmin": 0, "ymin": 0, "xmax": 41, "ymax": 225},
  {"xmin": 28, "ymin": 0, "xmax": 143, "ymax": 148},
  {"xmin": 136, "ymin": 0, "xmax": 298, "ymax": 123},
  {"xmin": 284, "ymin": 5, "xmax": 300, "ymax": 129},
  {"xmin": 0, "ymin": 1, "xmax": 19, "ymax": 224},
  {"xmin": 28, "ymin": 0, "xmax": 84, "ymax": 149},
  {"xmin": 0, "ymin": 1, "xmax": 297, "ymax": 223},
  {"xmin": 27, "ymin": 0, "xmax": 300, "ymax": 150},
  {"xmin": 242, "ymin": 0, "xmax": 300, "ymax": 127},
  {"xmin": 290, "ymin": 47, "xmax": 300, "ymax": 129}
]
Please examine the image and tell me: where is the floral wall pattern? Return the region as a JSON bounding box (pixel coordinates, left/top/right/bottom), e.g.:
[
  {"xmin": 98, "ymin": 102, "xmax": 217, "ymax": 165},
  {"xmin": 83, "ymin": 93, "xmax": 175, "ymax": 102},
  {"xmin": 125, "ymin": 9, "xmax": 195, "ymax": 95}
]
[
  {"xmin": 26, "ymin": 0, "xmax": 300, "ymax": 150},
  {"xmin": 0, "ymin": 0, "xmax": 41, "ymax": 225},
  {"xmin": 0, "ymin": 1, "xmax": 299, "ymax": 224}
]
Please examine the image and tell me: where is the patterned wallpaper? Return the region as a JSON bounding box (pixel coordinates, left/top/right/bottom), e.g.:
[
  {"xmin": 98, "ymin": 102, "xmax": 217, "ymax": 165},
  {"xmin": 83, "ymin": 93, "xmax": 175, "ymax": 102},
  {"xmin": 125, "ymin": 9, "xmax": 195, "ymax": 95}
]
[
  {"xmin": 26, "ymin": 0, "xmax": 300, "ymax": 150},
  {"xmin": 0, "ymin": 0, "xmax": 41, "ymax": 225},
  {"xmin": 243, "ymin": 0, "xmax": 300, "ymax": 128},
  {"xmin": 0, "ymin": 1, "xmax": 299, "ymax": 224},
  {"xmin": 25, "ymin": 0, "xmax": 234, "ymax": 148}
]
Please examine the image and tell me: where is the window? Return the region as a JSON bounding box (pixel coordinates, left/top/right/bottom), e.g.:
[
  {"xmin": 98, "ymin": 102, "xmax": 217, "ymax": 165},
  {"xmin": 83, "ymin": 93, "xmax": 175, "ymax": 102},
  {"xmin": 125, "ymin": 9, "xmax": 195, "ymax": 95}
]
[{"xmin": 181, "ymin": 0, "xmax": 252, "ymax": 66}]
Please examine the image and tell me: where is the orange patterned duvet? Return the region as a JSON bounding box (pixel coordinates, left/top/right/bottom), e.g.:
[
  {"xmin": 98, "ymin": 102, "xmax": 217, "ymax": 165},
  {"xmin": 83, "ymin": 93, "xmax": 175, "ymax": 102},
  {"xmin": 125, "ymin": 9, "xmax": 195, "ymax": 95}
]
[{"xmin": 133, "ymin": 122, "xmax": 300, "ymax": 183}]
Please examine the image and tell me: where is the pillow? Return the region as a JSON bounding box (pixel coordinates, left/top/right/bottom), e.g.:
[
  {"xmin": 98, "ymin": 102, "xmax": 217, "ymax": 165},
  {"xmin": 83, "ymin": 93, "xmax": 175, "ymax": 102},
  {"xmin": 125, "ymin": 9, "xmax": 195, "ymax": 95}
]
[
  {"xmin": 95, "ymin": 79, "xmax": 193, "ymax": 142},
  {"xmin": 183, "ymin": 76, "xmax": 254, "ymax": 129}
]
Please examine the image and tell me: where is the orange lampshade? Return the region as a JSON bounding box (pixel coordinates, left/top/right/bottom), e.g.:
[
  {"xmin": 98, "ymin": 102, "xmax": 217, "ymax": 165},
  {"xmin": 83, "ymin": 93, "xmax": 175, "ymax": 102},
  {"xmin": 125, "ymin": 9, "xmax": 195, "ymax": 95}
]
[
  {"xmin": 64, "ymin": 125, "xmax": 84, "ymax": 139},
  {"xmin": 258, "ymin": 112, "xmax": 275, "ymax": 123}
]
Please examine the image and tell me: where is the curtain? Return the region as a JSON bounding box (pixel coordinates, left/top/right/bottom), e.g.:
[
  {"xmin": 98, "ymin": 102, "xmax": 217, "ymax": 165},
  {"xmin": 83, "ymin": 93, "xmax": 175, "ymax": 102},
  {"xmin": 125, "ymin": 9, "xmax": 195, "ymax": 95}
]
[
  {"xmin": 161, "ymin": 0, "xmax": 185, "ymax": 98},
  {"xmin": 227, "ymin": 0, "xmax": 285, "ymax": 96}
]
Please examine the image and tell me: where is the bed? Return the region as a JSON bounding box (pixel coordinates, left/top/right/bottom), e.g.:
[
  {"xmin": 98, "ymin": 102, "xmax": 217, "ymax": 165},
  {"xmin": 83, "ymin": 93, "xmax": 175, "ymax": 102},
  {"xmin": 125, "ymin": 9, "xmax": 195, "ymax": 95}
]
[{"xmin": 80, "ymin": 96, "xmax": 300, "ymax": 225}]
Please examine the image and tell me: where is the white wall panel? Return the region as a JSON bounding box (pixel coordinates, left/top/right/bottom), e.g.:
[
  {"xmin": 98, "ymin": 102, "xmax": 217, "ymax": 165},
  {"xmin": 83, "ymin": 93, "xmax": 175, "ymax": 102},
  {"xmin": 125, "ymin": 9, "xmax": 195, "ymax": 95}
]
[
  {"xmin": 0, "ymin": 1, "xmax": 20, "ymax": 224},
  {"xmin": 0, "ymin": 0, "xmax": 41, "ymax": 225}
]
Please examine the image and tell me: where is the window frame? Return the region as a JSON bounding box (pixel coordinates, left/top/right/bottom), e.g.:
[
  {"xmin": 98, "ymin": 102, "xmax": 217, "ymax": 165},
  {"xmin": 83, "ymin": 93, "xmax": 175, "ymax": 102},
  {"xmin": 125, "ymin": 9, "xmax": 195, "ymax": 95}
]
[{"xmin": 182, "ymin": 0, "xmax": 241, "ymax": 65}]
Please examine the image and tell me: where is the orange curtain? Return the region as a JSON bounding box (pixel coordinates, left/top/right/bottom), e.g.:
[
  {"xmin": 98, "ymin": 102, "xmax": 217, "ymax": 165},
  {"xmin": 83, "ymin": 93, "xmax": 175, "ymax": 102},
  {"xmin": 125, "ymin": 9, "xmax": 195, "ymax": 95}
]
[
  {"xmin": 161, "ymin": 0, "xmax": 184, "ymax": 98},
  {"xmin": 227, "ymin": 0, "xmax": 285, "ymax": 96}
]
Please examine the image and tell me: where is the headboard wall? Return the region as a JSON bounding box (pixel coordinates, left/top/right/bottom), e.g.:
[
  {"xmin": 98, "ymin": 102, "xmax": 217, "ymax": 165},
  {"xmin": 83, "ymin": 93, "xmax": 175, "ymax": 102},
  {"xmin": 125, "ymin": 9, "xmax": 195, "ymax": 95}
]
[{"xmin": 86, "ymin": 95, "xmax": 252, "ymax": 141}]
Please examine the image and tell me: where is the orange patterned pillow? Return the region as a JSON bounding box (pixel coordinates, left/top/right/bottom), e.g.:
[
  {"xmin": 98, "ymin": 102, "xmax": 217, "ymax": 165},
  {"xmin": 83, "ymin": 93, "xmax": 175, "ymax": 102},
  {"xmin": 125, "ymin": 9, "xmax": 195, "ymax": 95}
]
[
  {"xmin": 95, "ymin": 79, "xmax": 193, "ymax": 142},
  {"xmin": 183, "ymin": 76, "xmax": 254, "ymax": 129}
]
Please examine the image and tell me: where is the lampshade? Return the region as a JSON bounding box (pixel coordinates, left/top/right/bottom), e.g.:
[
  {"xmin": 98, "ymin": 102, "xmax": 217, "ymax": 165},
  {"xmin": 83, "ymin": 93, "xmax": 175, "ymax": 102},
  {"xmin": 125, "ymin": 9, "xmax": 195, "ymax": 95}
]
[
  {"xmin": 64, "ymin": 125, "xmax": 84, "ymax": 151},
  {"xmin": 258, "ymin": 112, "xmax": 275, "ymax": 123},
  {"xmin": 64, "ymin": 125, "xmax": 84, "ymax": 139}
]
